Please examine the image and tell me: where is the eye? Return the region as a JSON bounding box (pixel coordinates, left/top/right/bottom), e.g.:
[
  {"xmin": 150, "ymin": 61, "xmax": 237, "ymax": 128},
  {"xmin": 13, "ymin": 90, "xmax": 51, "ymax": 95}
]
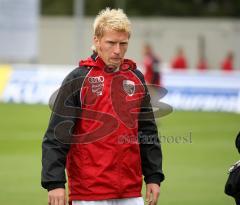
[
  {"xmin": 107, "ymin": 41, "xmax": 115, "ymax": 45},
  {"xmin": 120, "ymin": 42, "xmax": 128, "ymax": 46}
]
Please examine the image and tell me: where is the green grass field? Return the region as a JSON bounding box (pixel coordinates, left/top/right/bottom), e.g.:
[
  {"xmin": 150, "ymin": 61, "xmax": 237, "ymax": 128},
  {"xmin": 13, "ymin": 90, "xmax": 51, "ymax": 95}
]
[{"xmin": 0, "ymin": 103, "xmax": 239, "ymax": 205}]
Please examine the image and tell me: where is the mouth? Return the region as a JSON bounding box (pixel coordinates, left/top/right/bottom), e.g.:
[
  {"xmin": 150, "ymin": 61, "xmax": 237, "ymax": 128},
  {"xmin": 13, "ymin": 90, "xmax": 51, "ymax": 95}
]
[
  {"xmin": 111, "ymin": 57, "xmax": 121, "ymax": 61},
  {"xmin": 110, "ymin": 58, "xmax": 123, "ymax": 65}
]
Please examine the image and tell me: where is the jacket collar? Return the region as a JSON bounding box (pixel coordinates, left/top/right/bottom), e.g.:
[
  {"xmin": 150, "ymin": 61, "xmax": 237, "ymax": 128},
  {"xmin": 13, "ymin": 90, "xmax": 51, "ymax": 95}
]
[{"xmin": 79, "ymin": 52, "xmax": 137, "ymax": 72}]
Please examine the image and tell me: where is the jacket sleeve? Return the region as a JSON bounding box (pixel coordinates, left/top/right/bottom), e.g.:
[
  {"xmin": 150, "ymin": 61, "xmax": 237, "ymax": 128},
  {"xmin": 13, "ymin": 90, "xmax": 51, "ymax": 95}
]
[
  {"xmin": 41, "ymin": 67, "xmax": 88, "ymax": 191},
  {"xmin": 135, "ymin": 69, "xmax": 165, "ymax": 185},
  {"xmin": 236, "ymin": 132, "xmax": 240, "ymax": 154}
]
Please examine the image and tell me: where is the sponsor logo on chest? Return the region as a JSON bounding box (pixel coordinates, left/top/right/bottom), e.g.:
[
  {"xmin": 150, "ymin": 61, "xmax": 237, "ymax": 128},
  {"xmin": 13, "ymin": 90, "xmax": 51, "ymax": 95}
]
[{"xmin": 88, "ymin": 76, "xmax": 104, "ymax": 96}]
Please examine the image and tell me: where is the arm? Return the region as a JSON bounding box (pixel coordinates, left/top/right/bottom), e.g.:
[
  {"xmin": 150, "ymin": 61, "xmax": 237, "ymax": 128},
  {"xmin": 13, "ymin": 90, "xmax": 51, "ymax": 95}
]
[
  {"xmin": 41, "ymin": 67, "xmax": 89, "ymax": 204},
  {"xmin": 139, "ymin": 93, "xmax": 164, "ymax": 205},
  {"xmin": 135, "ymin": 69, "xmax": 165, "ymax": 205}
]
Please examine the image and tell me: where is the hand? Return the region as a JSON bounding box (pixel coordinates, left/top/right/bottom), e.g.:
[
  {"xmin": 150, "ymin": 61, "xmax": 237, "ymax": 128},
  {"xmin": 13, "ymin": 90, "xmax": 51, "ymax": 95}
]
[
  {"xmin": 145, "ymin": 183, "xmax": 160, "ymax": 205},
  {"xmin": 48, "ymin": 188, "xmax": 66, "ymax": 205}
]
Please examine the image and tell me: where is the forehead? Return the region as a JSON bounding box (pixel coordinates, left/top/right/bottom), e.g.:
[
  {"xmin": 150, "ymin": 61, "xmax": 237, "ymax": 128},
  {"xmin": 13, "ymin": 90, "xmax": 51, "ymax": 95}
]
[{"xmin": 101, "ymin": 29, "xmax": 129, "ymax": 41}]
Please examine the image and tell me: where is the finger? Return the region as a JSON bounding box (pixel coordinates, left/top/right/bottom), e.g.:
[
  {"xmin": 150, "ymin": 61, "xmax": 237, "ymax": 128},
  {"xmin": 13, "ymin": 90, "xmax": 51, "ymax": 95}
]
[
  {"xmin": 65, "ymin": 195, "xmax": 67, "ymax": 205},
  {"xmin": 48, "ymin": 195, "xmax": 51, "ymax": 205},
  {"xmin": 59, "ymin": 197, "xmax": 65, "ymax": 205},
  {"xmin": 153, "ymin": 191, "xmax": 160, "ymax": 201},
  {"xmin": 49, "ymin": 195, "xmax": 55, "ymax": 205},
  {"xmin": 148, "ymin": 199, "xmax": 153, "ymax": 205},
  {"xmin": 149, "ymin": 196, "xmax": 157, "ymax": 205},
  {"xmin": 150, "ymin": 198, "xmax": 157, "ymax": 205},
  {"xmin": 152, "ymin": 189, "xmax": 160, "ymax": 205},
  {"xmin": 54, "ymin": 197, "xmax": 59, "ymax": 205},
  {"xmin": 145, "ymin": 186, "xmax": 151, "ymax": 203}
]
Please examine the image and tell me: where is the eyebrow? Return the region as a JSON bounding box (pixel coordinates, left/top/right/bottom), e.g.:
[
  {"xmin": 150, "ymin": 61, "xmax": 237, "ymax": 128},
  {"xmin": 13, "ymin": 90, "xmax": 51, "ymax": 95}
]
[{"xmin": 106, "ymin": 40, "xmax": 128, "ymax": 44}]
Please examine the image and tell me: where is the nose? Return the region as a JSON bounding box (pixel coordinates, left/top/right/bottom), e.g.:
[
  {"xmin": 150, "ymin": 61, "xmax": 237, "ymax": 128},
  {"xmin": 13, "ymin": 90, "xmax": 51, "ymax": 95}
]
[{"xmin": 113, "ymin": 43, "xmax": 121, "ymax": 55}]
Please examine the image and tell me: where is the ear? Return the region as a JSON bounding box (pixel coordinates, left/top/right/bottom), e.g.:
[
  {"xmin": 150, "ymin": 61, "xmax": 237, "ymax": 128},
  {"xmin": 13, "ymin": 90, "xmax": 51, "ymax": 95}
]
[{"xmin": 93, "ymin": 36, "xmax": 100, "ymax": 49}]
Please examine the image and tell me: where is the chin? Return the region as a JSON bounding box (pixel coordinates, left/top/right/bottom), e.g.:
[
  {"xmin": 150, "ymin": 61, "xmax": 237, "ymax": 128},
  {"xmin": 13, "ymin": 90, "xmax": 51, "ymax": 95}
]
[
  {"xmin": 107, "ymin": 64, "xmax": 118, "ymax": 69},
  {"xmin": 109, "ymin": 62, "xmax": 120, "ymax": 67}
]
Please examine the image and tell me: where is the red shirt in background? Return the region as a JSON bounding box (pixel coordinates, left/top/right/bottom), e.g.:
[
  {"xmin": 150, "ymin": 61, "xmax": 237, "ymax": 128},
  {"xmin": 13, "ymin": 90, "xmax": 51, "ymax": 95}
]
[
  {"xmin": 171, "ymin": 48, "xmax": 188, "ymax": 70},
  {"xmin": 221, "ymin": 58, "xmax": 233, "ymax": 71},
  {"xmin": 171, "ymin": 56, "xmax": 188, "ymax": 70},
  {"xmin": 221, "ymin": 51, "xmax": 234, "ymax": 71},
  {"xmin": 142, "ymin": 44, "xmax": 161, "ymax": 86},
  {"xmin": 144, "ymin": 54, "xmax": 160, "ymax": 86}
]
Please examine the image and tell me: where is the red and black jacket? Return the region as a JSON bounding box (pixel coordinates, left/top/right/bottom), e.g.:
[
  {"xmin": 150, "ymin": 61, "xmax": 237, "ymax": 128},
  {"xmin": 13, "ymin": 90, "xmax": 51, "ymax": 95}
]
[{"xmin": 41, "ymin": 53, "xmax": 164, "ymax": 202}]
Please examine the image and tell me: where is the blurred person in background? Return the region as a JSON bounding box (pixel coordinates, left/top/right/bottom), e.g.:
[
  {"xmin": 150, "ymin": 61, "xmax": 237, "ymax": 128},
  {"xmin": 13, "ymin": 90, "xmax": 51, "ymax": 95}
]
[
  {"xmin": 171, "ymin": 47, "xmax": 188, "ymax": 70},
  {"xmin": 41, "ymin": 8, "xmax": 164, "ymax": 205},
  {"xmin": 142, "ymin": 43, "xmax": 161, "ymax": 86},
  {"xmin": 196, "ymin": 55, "xmax": 208, "ymax": 71},
  {"xmin": 221, "ymin": 51, "xmax": 234, "ymax": 71}
]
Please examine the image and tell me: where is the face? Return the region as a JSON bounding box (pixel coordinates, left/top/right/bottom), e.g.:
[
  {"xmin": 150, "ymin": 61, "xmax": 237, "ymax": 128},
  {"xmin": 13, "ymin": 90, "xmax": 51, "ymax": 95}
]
[{"xmin": 94, "ymin": 29, "xmax": 129, "ymax": 68}]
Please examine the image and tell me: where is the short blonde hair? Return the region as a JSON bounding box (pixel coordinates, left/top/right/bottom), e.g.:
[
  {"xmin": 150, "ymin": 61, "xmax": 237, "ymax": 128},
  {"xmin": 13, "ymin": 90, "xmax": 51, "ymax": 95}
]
[{"xmin": 93, "ymin": 8, "xmax": 131, "ymax": 38}]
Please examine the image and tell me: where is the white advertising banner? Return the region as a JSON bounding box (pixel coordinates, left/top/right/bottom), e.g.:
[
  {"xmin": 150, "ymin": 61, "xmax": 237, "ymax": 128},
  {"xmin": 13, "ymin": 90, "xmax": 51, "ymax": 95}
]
[
  {"xmin": 0, "ymin": 64, "xmax": 71, "ymax": 104},
  {"xmin": 161, "ymin": 71, "xmax": 240, "ymax": 113},
  {"xmin": 0, "ymin": 0, "xmax": 39, "ymax": 61},
  {"xmin": 0, "ymin": 64, "xmax": 240, "ymax": 113}
]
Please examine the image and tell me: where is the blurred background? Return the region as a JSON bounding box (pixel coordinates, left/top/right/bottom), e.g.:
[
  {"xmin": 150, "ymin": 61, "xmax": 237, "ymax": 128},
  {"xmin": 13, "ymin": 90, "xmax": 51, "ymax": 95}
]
[{"xmin": 0, "ymin": 0, "xmax": 239, "ymax": 205}]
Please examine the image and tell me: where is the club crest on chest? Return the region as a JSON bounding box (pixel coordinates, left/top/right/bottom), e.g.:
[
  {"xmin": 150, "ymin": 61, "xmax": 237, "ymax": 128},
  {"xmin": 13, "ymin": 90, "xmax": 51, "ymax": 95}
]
[{"xmin": 123, "ymin": 80, "xmax": 135, "ymax": 96}]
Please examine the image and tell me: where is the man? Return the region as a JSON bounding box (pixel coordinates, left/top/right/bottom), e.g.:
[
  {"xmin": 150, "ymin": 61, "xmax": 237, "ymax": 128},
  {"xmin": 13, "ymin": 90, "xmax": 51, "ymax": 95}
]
[
  {"xmin": 221, "ymin": 51, "xmax": 234, "ymax": 71},
  {"xmin": 143, "ymin": 43, "xmax": 161, "ymax": 86},
  {"xmin": 41, "ymin": 8, "xmax": 164, "ymax": 205},
  {"xmin": 171, "ymin": 47, "xmax": 188, "ymax": 70}
]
